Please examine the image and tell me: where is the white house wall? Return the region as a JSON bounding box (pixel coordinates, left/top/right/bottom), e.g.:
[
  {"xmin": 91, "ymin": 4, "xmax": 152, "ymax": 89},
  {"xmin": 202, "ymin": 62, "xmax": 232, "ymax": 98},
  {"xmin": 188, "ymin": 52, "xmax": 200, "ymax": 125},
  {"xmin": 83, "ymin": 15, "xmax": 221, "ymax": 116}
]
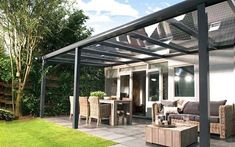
[
  {"xmin": 168, "ymin": 47, "xmax": 235, "ymax": 104},
  {"xmin": 104, "ymin": 47, "xmax": 235, "ymax": 114}
]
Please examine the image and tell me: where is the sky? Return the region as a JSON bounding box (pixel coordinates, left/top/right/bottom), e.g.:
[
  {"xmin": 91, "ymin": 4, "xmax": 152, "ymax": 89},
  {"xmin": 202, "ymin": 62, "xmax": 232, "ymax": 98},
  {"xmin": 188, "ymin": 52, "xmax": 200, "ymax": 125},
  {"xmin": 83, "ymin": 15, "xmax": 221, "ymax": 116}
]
[{"xmin": 72, "ymin": 0, "xmax": 184, "ymax": 35}]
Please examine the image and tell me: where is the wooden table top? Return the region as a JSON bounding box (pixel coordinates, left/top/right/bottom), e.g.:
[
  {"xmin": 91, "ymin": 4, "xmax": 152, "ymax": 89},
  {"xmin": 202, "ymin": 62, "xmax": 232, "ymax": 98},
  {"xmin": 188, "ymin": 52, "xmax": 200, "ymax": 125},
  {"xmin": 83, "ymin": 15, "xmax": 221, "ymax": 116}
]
[
  {"xmin": 100, "ymin": 99, "xmax": 132, "ymax": 104},
  {"xmin": 147, "ymin": 124, "xmax": 198, "ymax": 131}
]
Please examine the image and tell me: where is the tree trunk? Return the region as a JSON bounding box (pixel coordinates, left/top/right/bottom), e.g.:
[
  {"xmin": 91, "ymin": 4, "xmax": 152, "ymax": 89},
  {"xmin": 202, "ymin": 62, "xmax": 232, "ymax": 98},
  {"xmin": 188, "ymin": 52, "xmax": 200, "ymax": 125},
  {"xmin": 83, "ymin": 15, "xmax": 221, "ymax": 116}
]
[{"xmin": 15, "ymin": 89, "xmax": 22, "ymax": 118}]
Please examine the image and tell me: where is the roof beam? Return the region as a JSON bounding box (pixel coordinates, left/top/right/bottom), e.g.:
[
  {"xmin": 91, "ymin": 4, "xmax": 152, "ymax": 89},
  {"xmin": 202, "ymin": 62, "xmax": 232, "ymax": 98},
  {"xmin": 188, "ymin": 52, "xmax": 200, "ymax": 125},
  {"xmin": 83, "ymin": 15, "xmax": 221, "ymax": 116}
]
[
  {"xmin": 167, "ymin": 19, "xmax": 216, "ymax": 47},
  {"xmin": 129, "ymin": 32, "xmax": 190, "ymax": 54},
  {"xmin": 42, "ymin": 0, "xmax": 225, "ymax": 60},
  {"xmin": 48, "ymin": 59, "xmax": 74, "ymax": 64},
  {"xmin": 55, "ymin": 53, "xmax": 126, "ymax": 63},
  {"xmin": 81, "ymin": 48, "xmax": 142, "ymax": 61},
  {"xmin": 81, "ymin": 60, "xmax": 114, "ymax": 66},
  {"xmin": 47, "ymin": 59, "xmax": 104, "ymax": 67},
  {"xmin": 51, "ymin": 57, "xmax": 113, "ymax": 66},
  {"xmin": 100, "ymin": 41, "xmax": 164, "ymax": 58},
  {"xmin": 81, "ymin": 54, "xmax": 126, "ymax": 63},
  {"xmin": 167, "ymin": 19, "xmax": 198, "ymax": 38},
  {"xmin": 66, "ymin": 51, "xmax": 135, "ymax": 63}
]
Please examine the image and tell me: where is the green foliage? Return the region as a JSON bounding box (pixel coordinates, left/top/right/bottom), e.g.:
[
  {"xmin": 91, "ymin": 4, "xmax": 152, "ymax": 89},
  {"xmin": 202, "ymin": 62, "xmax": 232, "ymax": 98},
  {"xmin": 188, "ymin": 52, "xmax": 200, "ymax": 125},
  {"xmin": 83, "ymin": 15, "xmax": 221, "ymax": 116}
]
[
  {"xmin": 80, "ymin": 66, "xmax": 105, "ymax": 96},
  {"xmin": 42, "ymin": 66, "xmax": 104, "ymax": 116},
  {"xmin": 90, "ymin": 91, "xmax": 106, "ymax": 98},
  {"xmin": 44, "ymin": 68, "xmax": 73, "ymax": 116},
  {"xmin": 0, "ymin": 56, "xmax": 12, "ymax": 82},
  {"xmin": 0, "ymin": 109, "xmax": 15, "ymax": 121},
  {"xmin": 0, "ymin": 0, "xmax": 93, "ymax": 116},
  {"xmin": 0, "ymin": 119, "xmax": 116, "ymax": 146},
  {"xmin": 38, "ymin": 8, "xmax": 92, "ymax": 54},
  {"xmin": 22, "ymin": 93, "xmax": 39, "ymax": 116}
]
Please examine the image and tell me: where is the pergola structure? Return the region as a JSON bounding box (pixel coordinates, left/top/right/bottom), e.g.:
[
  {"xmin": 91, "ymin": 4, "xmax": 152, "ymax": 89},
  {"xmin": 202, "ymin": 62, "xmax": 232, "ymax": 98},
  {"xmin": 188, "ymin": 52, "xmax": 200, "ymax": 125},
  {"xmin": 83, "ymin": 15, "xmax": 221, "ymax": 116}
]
[{"xmin": 40, "ymin": 0, "xmax": 234, "ymax": 146}]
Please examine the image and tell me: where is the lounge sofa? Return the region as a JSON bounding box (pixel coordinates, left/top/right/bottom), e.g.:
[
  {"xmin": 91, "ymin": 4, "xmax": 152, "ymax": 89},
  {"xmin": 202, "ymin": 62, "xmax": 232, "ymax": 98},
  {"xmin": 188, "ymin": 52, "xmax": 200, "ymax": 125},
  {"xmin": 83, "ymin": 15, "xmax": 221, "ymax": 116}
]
[{"xmin": 152, "ymin": 100, "xmax": 234, "ymax": 139}]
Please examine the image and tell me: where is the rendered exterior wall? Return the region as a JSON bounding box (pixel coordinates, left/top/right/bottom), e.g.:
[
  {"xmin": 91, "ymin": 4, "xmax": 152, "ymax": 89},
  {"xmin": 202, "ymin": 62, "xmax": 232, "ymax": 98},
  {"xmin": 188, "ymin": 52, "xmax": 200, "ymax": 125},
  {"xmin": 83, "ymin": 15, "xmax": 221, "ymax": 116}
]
[
  {"xmin": 104, "ymin": 47, "xmax": 235, "ymax": 118},
  {"xmin": 168, "ymin": 47, "xmax": 235, "ymax": 104}
]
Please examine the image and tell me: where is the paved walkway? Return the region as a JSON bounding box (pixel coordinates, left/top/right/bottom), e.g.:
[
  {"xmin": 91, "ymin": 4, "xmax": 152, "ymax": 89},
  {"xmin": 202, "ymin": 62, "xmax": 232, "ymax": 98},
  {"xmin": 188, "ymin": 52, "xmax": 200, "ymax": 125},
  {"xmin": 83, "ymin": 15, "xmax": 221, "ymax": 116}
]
[{"xmin": 44, "ymin": 116, "xmax": 235, "ymax": 147}]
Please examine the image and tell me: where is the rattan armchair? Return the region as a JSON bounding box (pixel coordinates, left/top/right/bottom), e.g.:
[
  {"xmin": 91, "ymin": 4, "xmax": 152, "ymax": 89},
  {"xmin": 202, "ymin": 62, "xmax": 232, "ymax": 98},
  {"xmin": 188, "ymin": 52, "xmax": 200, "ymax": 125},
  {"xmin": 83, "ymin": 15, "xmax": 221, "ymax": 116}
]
[{"xmin": 88, "ymin": 96, "xmax": 111, "ymax": 126}]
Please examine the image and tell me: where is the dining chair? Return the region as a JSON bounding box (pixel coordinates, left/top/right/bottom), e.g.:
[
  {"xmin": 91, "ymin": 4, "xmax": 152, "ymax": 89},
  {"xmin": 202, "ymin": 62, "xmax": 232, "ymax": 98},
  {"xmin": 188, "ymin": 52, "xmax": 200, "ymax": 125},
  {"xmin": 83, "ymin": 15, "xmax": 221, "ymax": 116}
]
[
  {"xmin": 79, "ymin": 96, "xmax": 89, "ymax": 124},
  {"xmin": 69, "ymin": 96, "xmax": 89, "ymax": 124},
  {"xmin": 88, "ymin": 96, "xmax": 111, "ymax": 126},
  {"xmin": 69, "ymin": 96, "xmax": 74, "ymax": 120}
]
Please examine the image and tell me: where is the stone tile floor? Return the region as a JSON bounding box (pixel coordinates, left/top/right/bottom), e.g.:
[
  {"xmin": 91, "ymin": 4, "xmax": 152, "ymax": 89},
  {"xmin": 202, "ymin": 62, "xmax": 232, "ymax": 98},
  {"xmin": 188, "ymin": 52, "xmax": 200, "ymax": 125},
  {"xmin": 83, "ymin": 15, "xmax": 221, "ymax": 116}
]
[{"xmin": 44, "ymin": 116, "xmax": 235, "ymax": 147}]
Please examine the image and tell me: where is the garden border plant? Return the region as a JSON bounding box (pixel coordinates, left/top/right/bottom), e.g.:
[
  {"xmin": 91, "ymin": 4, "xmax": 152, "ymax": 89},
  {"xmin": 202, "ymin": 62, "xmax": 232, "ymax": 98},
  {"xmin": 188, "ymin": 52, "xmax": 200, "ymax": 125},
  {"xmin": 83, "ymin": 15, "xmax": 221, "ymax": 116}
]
[{"xmin": 0, "ymin": 109, "xmax": 15, "ymax": 121}]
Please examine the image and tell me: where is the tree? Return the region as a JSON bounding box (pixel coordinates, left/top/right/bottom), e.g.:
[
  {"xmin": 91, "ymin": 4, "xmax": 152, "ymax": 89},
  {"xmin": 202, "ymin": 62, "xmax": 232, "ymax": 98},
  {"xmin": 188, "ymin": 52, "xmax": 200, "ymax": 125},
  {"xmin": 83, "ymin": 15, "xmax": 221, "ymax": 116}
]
[{"xmin": 0, "ymin": 0, "xmax": 91, "ymax": 117}]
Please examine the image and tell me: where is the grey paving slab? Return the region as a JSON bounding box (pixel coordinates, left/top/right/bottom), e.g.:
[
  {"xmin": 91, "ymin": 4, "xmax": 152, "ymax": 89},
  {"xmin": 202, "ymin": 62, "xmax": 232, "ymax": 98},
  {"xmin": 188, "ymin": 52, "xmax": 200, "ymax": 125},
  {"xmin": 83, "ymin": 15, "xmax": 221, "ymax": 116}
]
[
  {"xmin": 44, "ymin": 116, "xmax": 235, "ymax": 147},
  {"xmin": 104, "ymin": 134, "xmax": 126, "ymax": 140},
  {"xmin": 113, "ymin": 136, "xmax": 136, "ymax": 143},
  {"xmin": 110, "ymin": 144, "xmax": 128, "ymax": 147}
]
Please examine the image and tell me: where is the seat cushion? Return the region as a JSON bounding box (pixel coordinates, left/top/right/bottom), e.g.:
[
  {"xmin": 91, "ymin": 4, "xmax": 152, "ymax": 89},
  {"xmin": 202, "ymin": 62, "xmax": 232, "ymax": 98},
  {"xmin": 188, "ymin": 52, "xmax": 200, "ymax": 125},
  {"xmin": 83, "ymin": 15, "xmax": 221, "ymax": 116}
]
[
  {"xmin": 183, "ymin": 102, "xmax": 199, "ymax": 115},
  {"xmin": 168, "ymin": 114, "xmax": 196, "ymax": 121},
  {"xmin": 210, "ymin": 100, "xmax": 227, "ymax": 116},
  {"xmin": 194, "ymin": 116, "xmax": 219, "ymax": 123}
]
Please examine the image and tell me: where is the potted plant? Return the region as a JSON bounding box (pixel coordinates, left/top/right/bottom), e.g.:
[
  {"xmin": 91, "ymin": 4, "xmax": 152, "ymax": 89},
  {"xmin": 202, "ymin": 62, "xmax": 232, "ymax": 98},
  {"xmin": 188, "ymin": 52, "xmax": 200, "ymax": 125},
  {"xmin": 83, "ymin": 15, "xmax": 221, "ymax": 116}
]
[{"xmin": 90, "ymin": 91, "xmax": 106, "ymax": 99}]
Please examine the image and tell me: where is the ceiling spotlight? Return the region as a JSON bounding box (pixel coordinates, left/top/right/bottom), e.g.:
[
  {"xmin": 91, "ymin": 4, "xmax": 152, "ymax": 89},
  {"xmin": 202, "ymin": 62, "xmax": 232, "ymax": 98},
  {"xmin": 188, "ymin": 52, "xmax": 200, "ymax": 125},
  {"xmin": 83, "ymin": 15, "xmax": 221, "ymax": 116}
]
[
  {"xmin": 174, "ymin": 76, "xmax": 180, "ymax": 82},
  {"xmin": 151, "ymin": 78, "xmax": 157, "ymax": 82},
  {"xmin": 185, "ymin": 75, "xmax": 192, "ymax": 82}
]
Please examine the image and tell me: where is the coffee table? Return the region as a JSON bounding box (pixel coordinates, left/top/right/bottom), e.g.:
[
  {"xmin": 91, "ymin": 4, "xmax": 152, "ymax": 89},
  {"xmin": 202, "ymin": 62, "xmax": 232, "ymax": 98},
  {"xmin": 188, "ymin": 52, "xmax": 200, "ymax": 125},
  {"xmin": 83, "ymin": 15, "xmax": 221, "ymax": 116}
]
[{"xmin": 145, "ymin": 124, "xmax": 198, "ymax": 147}]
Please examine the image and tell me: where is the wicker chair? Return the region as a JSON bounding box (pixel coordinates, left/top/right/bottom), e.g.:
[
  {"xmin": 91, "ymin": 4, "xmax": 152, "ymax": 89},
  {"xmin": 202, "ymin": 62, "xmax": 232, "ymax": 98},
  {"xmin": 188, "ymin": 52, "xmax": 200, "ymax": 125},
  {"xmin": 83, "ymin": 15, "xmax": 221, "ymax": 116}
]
[
  {"xmin": 79, "ymin": 96, "xmax": 89, "ymax": 124},
  {"xmin": 88, "ymin": 96, "xmax": 111, "ymax": 126},
  {"xmin": 69, "ymin": 96, "xmax": 74, "ymax": 120},
  {"xmin": 69, "ymin": 96, "xmax": 89, "ymax": 123}
]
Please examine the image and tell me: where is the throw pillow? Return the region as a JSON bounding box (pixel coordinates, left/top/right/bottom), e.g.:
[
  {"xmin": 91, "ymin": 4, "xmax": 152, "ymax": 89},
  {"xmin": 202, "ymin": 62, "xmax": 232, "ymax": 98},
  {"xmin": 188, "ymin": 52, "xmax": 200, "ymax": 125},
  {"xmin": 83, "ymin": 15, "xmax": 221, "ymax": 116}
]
[
  {"xmin": 177, "ymin": 99, "xmax": 189, "ymax": 112},
  {"xmin": 161, "ymin": 100, "xmax": 177, "ymax": 107},
  {"xmin": 210, "ymin": 100, "xmax": 227, "ymax": 116},
  {"xmin": 163, "ymin": 106, "xmax": 179, "ymax": 116},
  {"xmin": 183, "ymin": 102, "xmax": 200, "ymax": 115}
]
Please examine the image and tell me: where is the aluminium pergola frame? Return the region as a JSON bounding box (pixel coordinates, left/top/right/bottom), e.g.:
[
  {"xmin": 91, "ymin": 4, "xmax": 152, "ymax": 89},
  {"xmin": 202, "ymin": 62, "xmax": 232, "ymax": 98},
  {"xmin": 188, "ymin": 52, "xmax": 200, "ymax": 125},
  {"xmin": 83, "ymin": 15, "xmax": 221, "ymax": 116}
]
[{"xmin": 40, "ymin": 1, "xmax": 227, "ymax": 146}]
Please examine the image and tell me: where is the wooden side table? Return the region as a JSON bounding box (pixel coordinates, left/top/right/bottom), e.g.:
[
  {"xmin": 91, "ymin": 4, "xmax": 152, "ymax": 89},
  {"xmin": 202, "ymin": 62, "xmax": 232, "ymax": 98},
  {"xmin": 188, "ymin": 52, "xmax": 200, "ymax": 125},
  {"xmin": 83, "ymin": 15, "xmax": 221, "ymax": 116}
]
[{"xmin": 145, "ymin": 124, "xmax": 198, "ymax": 147}]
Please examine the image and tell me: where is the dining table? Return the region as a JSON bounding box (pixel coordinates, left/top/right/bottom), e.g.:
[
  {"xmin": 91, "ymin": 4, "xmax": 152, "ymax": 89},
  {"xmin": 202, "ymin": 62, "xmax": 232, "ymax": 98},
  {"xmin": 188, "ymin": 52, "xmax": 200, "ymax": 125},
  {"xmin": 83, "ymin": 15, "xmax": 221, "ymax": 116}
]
[{"xmin": 99, "ymin": 99, "xmax": 132, "ymax": 126}]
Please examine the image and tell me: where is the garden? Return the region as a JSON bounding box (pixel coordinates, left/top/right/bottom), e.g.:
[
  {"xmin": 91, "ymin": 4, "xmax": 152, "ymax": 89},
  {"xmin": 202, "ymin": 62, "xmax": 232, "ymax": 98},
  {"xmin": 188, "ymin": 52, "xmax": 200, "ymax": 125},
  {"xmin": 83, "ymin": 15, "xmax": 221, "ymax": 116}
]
[
  {"xmin": 0, "ymin": 118, "xmax": 115, "ymax": 147},
  {"xmin": 0, "ymin": 0, "xmax": 108, "ymax": 146}
]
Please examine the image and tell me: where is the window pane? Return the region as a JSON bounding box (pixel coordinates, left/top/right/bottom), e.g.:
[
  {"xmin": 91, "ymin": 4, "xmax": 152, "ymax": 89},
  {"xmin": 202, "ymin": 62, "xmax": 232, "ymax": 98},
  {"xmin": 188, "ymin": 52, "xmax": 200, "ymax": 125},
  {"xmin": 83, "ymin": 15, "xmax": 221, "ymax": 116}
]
[
  {"xmin": 120, "ymin": 75, "xmax": 129, "ymax": 98},
  {"xmin": 149, "ymin": 72, "xmax": 159, "ymax": 101},
  {"xmin": 174, "ymin": 66, "xmax": 194, "ymax": 97},
  {"xmin": 105, "ymin": 78, "xmax": 117, "ymax": 96}
]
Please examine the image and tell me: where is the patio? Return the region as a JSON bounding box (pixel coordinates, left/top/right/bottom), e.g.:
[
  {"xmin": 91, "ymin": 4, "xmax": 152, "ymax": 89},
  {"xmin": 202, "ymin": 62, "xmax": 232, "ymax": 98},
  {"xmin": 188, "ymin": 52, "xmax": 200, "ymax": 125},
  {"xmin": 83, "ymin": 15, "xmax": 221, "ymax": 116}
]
[
  {"xmin": 39, "ymin": 0, "xmax": 235, "ymax": 146},
  {"xmin": 44, "ymin": 116, "xmax": 235, "ymax": 147}
]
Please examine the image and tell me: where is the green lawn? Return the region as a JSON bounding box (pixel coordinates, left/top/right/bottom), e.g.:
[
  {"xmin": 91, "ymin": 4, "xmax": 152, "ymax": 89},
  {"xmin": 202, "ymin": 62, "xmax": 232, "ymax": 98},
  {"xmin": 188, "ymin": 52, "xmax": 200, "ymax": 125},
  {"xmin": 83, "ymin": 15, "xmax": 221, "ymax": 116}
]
[{"xmin": 0, "ymin": 119, "xmax": 115, "ymax": 147}]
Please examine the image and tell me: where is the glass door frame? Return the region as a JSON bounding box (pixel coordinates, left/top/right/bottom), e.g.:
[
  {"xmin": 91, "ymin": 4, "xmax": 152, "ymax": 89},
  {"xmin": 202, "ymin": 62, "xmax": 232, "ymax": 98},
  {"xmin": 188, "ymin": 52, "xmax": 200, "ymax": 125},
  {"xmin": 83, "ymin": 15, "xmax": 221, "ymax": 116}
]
[
  {"xmin": 146, "ymin": 66, "xmax": 163, "ymax": 116},
  {"xmin": 118, "ymin": 71, "xmax": 132, "ymax": 100}
]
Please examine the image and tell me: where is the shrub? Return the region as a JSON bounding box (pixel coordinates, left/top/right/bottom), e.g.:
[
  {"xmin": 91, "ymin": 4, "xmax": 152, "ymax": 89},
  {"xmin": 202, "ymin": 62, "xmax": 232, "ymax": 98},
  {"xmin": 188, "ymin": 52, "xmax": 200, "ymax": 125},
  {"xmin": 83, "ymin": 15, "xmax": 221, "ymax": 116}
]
[
  {"xmin": 90, "ymin": 91, "xmax": 106, "ymax": 98},
  {"xmin": 0, "ymin": 109, "xmax": 15, "ymax": 121},
  {"xmin": 22, "ymin": 93, "xmax": 39, "ymax": 116}
]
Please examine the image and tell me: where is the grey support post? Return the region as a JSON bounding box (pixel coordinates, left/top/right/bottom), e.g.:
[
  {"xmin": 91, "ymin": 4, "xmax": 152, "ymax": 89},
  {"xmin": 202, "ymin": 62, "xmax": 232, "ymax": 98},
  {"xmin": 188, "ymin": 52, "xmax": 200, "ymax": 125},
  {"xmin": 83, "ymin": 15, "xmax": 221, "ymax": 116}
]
[
  {"xmin": 72, "ymin": 48, "xmax": 81, "ymax": 129},
  {"xmin": 40, "ymin": 59, "xmax": 46, "ymax": 118},
  {"xmin": 198, "ymin": 3, "xmax": 210, "ymax": 147}
]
